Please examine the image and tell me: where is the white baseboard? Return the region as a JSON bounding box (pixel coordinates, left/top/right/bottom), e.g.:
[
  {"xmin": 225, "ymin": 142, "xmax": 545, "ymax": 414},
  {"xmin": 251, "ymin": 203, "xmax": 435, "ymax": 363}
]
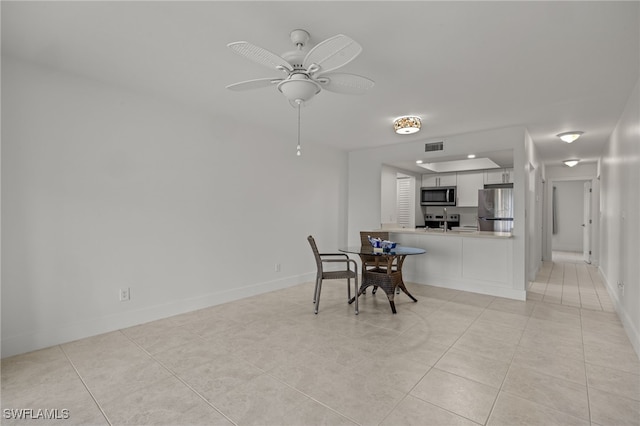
[
  {"xmin": 599, "ymin": 266, "xmax": 640, "ymax": 359},
  {"xmin": 1, "ymin": 272, "xmax": 315, "ymax": 359}
]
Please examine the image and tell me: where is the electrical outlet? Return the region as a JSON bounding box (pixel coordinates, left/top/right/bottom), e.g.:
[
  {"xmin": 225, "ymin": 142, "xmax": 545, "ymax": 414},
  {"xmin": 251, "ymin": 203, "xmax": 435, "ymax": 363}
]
[
  {"xmin": 275, "ymin": 263, "xmax": 281, "ymax": 272},
  {"xmin": 119, "ymin": 287, "xmax": 130, "ymax": 302}
]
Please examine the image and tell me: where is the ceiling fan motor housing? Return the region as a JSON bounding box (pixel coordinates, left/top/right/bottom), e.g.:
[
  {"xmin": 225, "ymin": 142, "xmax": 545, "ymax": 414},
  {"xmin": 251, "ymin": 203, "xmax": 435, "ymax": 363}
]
[
  {"xmin": 281, "ymin": 50, "xmax": 307, "ymax": 70},
  {"xmin": 282, "ymin": 29, "xmax": 311, "ymax": 69}
]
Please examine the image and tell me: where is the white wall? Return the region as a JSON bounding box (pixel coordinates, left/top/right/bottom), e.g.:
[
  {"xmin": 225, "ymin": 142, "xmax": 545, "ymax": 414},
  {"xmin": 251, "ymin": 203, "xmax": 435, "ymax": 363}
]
[
  {"xmin": 380, "ymin": 165, "xmax": 398, "ymax": 224},
  {"xmin": 524, "ymin": 130, "xmax": 543, "ymax": 281},
  {"xmin": 551, "ymin": 180, "xmax": 586, "ymax": 252},
  {"xmin": 380, "ymin": 165, "xmax": 421, "ymax": 228},
  {"xmin": 599, "ymin": 77, "xmax": 640, "ymax": 356},
  {"xmin": 1, "ymin": 57, "xmax": 349, "ymax": 357},
  {"xmin": 348, "ymin": 126, "xmax": 535, "ymax": 298}
]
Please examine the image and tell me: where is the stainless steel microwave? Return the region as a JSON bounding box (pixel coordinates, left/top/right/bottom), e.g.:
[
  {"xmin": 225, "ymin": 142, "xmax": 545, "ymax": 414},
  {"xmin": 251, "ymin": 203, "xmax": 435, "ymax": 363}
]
[{"xmin": 420, "ymin": 186, "xmax": 457, "ymax": 206}]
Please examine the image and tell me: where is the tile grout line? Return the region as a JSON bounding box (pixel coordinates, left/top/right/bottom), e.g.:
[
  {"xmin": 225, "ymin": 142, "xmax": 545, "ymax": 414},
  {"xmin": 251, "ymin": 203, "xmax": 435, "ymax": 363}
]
[
  {"xmin": 118, "ymin": 330, "xmax": 239, "ymax": 426},
  {"xmin": 261, "ymin": 372, "xmax": 363, "ymax": 426},
  {"xmin": 483, "ymin": 304, "xmax": 533, "ymax": 426},
  {"xmin": 492, "ymin": 305, "xmax": 594, "ymax": 423},
  {"xmin": 58, "ymin": 344, "xmax": 113, "ymax": 426},
  {"xmin": 379, "ymin": 304, "xmax": 465, "ymax": 425},
  {"xmin": 382, "ymin": 299, "xmax": 490, "ymax": 426},
  {"xmin": 411, "ymin": 296, "xmax": 515, "ymax": 426},
  {"xmin": 579, "ymin": 309, "xmax": 593, "ymax": 425}
]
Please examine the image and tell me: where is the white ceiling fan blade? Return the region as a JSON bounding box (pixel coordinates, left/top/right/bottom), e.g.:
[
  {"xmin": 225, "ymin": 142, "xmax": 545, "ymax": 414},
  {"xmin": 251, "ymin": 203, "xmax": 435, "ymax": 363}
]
[
  {"xmin": 226, "ymin": 78, "xmax": 283, "ymax": 91},
  {"xmin": 315, "ymin": 73, "xmax": 374, "ymax": 95},
  {"xmin": 227, "ymin": 41, "xmax": 293, "ymax": 72},
  {"xmin": 303, "ymin": 35, "xmax": 362, "ymax": 74}
]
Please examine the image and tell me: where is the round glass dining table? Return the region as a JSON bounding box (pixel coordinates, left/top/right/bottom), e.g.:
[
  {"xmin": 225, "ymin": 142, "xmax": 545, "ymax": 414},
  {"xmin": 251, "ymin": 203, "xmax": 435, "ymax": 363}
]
[
  {"xmin": 339, "ymin": 245, "xmax": 426, "ymax": 257},
  {"xmin": 339, "ymin": 245, "xmax": 426, "ymax": 314}
]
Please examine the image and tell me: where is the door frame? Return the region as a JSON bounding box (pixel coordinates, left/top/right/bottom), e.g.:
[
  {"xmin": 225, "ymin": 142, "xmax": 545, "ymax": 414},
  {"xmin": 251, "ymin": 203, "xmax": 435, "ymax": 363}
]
[
  {"xmin": 542, "ymin": 176, "xmax": 599, "ymax": 265},
  {"xmin": 583, "ymin": 181, "xmax": 592, "ymax": 263}
]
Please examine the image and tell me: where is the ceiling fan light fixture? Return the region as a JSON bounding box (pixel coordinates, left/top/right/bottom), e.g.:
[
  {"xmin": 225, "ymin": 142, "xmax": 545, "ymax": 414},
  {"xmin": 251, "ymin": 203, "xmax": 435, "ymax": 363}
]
[
  {"xmin": 563, "ymin": 159, "xmax": 580, "ymax": 167},
  {"xmin": 227, "ymin": 29, "xmax": 373, "ymax": 111},
  {"xmin": 394, "ymin": 116, "xmax": 421, "ymax": 134},
  {"xmin": 277, "ymin": 74, "xmax": 321, "ymax": 104},
  {"xmin": 557, "ymin": 131, "xmax": 583, "ymax": 143}
]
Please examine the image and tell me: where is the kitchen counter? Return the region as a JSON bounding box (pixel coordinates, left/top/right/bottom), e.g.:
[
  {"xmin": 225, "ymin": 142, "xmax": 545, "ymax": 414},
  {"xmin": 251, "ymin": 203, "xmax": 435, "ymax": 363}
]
[
  {"xmin": 364, "ymin": 227, "xmax": 523, "ymax": 301},
  {"xmin": 376, "ymin": 227, "xmax": 512, "ymax": 239}
]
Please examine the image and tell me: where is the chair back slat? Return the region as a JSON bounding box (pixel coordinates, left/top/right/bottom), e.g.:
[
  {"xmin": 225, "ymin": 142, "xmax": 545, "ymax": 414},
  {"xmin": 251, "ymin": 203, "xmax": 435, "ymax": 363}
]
[
  {"xmin": 360, "ymin": 231, "xmax": 389, "ymax": 263},
  {"xmin": 307, "ymin": 235, "xmax": 323, "ymax": 272}
]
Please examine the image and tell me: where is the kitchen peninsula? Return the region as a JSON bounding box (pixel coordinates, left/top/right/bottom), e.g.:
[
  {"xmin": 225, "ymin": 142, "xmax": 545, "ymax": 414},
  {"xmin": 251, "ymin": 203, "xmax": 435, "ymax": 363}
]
[{"xmin": 368, "ymin": 227, "xmax": 524, "ymax": 300}]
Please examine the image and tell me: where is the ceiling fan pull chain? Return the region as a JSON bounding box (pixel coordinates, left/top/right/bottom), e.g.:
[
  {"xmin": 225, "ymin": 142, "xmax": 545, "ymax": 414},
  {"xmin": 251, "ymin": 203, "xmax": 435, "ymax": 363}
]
[{"xmin": 296, "ymin": 100, "xmax": 302, "ymax": 156}]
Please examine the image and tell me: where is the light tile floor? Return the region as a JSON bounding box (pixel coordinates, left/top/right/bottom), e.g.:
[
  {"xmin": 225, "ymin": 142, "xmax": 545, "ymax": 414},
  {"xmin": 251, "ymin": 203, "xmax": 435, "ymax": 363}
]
[
  {"xmin": 528, "ymin": 251, "xmax": 615, "ymax": 312},
  {"xmin": 2, "ymin": 258, "xmax": 639, "ymax": 425}
]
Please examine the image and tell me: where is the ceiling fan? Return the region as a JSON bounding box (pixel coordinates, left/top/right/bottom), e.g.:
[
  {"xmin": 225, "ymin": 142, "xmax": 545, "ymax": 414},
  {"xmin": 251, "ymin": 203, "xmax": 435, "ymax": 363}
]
[{"xmin": 226, "ymin": 29, "xmax": 375, "ymax": 107}]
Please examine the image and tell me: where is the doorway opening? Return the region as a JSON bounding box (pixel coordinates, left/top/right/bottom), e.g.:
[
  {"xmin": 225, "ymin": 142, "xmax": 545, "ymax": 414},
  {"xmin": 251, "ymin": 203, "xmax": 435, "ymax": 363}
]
[{"xmin": 550, "ymin": 179, "xmax": 592, "ymax": 264}]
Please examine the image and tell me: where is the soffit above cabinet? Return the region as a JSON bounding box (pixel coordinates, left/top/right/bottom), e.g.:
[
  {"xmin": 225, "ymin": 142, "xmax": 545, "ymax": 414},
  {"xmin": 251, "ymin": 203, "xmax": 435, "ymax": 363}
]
[{"xmin": 388, "ymin": 149, "xmax": 514, "ymax": 175}]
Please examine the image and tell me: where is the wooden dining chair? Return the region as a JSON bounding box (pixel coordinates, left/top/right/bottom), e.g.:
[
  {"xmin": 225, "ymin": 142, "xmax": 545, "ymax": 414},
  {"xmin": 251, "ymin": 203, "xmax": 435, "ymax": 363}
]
[
  {"xmin": 307, "ymin": 235, "xmax": 359, "ymax": 315},
  {"xmin": 359, "ymin": 231, "xmax": 398, "ymax": 294}
]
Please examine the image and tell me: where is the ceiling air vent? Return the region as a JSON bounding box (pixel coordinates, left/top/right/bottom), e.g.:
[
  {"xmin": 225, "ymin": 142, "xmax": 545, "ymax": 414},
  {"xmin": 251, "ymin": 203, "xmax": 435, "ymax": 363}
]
[{"xmin": 425, "ymin": 141, "xmax": 444, "ymax": 152}]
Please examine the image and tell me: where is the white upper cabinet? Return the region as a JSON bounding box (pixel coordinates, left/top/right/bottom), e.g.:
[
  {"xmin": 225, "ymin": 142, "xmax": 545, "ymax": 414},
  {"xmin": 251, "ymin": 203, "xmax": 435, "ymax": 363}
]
[
  {"xmin": 422, "ymin": 172, "xmax": 457, "ymax": 187},
  {"xmin": 456, "ymin": 171, "xmax": 484, "ymax": 207},
  {"xmin": 484, "ymin": 168, "xmax": 513, "ymax": 185},
  {"xmin": 503, "ymin": 168, "xmax": 513, "ymax": 183}
]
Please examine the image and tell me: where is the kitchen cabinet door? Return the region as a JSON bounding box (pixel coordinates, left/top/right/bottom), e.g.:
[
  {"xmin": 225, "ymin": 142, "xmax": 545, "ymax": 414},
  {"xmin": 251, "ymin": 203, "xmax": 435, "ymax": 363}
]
[
  {"xmin": 503, "ymin": 168, "xmax": 513, "ymax": 183},
  {"xmin": 484, "ymin": 168, "xmax": 513, "ymax": 184},
  {"xmin": 422, "ymin": 173, "xmax": 457, "ymax": 187},
  {"xmin": 422, "ymin": 174, "xmax": 438, "ymax": 187},
  {"xmin": 439, "ymin": 173, "xmax": 457, "ymax": 186},
  {"xmin": 456, "ymin": 171, "xmax": 484, "ymax": 207}
]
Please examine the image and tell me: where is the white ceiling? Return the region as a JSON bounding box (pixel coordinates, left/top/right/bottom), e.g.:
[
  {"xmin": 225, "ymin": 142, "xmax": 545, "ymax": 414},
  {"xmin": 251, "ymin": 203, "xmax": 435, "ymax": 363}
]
[{"xmin": 2, "ymin": 1, "xmax": 638, "ymax": 168}]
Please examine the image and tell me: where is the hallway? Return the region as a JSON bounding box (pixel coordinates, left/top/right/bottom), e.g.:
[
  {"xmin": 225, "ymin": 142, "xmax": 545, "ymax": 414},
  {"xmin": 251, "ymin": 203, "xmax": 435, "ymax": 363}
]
[{"xmin": 528, "ymin": 252, "xmax": 615, "ymax": 312}]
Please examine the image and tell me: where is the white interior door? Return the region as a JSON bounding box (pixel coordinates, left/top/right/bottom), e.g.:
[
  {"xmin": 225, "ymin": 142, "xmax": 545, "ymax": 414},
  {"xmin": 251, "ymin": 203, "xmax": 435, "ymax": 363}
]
[{"xmin": 583, "ymin": 181, "xmax": 592, "ymax": 263}]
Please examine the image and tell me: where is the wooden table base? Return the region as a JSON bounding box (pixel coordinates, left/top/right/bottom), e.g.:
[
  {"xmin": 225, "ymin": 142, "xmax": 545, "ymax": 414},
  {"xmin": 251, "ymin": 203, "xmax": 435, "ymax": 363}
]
[{"xmin": 349, "ymin": 266, "xmax": 418, "ymax": 314}]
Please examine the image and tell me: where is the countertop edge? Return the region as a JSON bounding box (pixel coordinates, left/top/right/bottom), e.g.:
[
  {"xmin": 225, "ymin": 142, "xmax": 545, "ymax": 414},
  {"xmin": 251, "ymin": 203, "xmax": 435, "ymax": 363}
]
[{"xmin": 372, "ymin": 228, "xmax": 513, "ymax": 239}]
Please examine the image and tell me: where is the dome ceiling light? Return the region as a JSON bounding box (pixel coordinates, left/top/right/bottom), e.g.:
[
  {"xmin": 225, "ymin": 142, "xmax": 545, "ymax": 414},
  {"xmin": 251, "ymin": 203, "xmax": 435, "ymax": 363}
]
[
  {"xmin": 557, "ymin": 131, "xmax": 584, "ymax": 143},
  {"xmin": 563, "ymin": 159, "xmax": 580, "ymax": 167},
  {"xmin": 394, "ymin": 116, "xmax": 421, "ymax": 134}
]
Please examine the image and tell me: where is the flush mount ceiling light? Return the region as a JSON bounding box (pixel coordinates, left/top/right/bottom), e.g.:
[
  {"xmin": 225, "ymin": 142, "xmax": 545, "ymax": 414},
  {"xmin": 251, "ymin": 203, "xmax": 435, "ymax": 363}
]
[
  {"xmin": 557, "ymin": 131, "xmax": 584, "ymax": 143},
  {"xmin": 563, "ymin": 159, "xmax": 580, "ymax": 167},
  {"xmin": 394, "ymin": 116, "xmax": 421, "ymax": 134}
]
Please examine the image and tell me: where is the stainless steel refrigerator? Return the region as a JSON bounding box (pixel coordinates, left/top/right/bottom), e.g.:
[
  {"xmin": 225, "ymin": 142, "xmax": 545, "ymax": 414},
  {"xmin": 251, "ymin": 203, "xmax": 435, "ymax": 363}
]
[{"xmin": 478, "ymin": 188, "xmax": 514, "ymax": 232}]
